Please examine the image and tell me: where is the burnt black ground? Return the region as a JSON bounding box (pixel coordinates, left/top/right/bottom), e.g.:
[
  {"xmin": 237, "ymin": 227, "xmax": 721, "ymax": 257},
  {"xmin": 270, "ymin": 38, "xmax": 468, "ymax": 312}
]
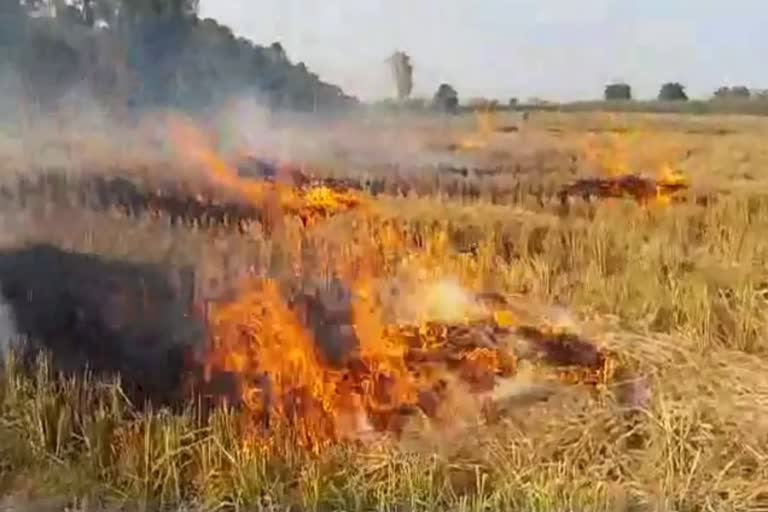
[{"xmin": 0, "ymin": 244, "xmax": 204, "ymax": 405}]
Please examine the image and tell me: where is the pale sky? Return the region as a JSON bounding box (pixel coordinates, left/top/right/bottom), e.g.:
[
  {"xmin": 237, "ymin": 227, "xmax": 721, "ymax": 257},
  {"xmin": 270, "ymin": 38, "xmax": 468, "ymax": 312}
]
[{"xmin": 200, "ymin": 0, "xmax": 767, "ymax": 102}]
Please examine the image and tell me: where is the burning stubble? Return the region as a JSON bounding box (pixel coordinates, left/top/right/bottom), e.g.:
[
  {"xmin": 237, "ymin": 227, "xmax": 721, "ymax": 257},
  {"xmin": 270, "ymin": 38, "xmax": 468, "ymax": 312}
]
[{"xmin": 0, "ymin": 106, "xmax": 632, "ymax": 450}]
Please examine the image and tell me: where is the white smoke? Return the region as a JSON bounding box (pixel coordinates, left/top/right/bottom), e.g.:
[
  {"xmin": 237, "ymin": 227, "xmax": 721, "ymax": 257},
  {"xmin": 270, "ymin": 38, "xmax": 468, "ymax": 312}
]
[
  {"xmin": 207, "ymin": 95, "xmax": 478, "ymax": 173},
  {"xmin": 386, "ymin": 276, "xmax": 488, "ymax": 325}
]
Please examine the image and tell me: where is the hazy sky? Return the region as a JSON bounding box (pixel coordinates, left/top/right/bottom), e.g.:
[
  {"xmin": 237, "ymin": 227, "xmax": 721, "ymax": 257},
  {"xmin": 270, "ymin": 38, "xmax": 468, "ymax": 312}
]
[{"xmin": 200, "ymin": 0, "xmax": 767, "ymax": 102}]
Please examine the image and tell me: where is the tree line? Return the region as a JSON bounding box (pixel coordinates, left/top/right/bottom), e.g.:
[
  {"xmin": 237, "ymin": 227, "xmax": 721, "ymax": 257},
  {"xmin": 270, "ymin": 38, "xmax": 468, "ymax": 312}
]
[
  {"xmin": 382, "ymin": 51, "xmax": 768, "ymax": 115},
  {"xmin": 0, "ymin": 0, "xmax": 356, "ymax": 115},
  {"xmin": 604, "ymin": 82, "xmax": 768, "ymax": 102}
]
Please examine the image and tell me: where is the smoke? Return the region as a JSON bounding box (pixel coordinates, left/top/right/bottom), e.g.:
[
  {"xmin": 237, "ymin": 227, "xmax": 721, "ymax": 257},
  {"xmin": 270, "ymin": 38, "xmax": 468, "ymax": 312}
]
[
  {"xmin": 387, "ymin": 277, "xmax": 488, "ymax": 325},
  {"xmin": 207, "ymin": 95, "xmax": 478, "ymax": 175},
  {"xmin": 0, "ymin": 0, "xmax": 362, "ymax": 179}
]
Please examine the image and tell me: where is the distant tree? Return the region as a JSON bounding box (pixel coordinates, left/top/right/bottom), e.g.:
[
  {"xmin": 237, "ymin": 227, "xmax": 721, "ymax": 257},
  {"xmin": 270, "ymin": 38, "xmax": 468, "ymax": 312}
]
[
  {"xmin": 604, "ymin": 82, "xmax": 632, "ymax": 100},
  {"xmin": 713, "ymin": 85, "xmax": 751, "ymax": 100},
  {"xmin": 433, "ymin": 83, "xmax": 458, "ymax": 113},
  {"xmin": 658, "ymin": 82, "xmax": 688, "ymax": 101},
  {"xmin": 527, "ymin": 97, "xmax": 553, "ymax": 106},
  {"xmin": 713, "ymin": 86, "xmax": 729, "ymax": 99},
  {"xmin": 731, "ymin": 85, "xmax": 751, "ymax": 98},
  {"xmin": 508, "ymin": 97, "xmax": 518, "ymax": 108},
  {"xmin": 387, "ymin": 50, "xmax": 413, "ymax": 101}
]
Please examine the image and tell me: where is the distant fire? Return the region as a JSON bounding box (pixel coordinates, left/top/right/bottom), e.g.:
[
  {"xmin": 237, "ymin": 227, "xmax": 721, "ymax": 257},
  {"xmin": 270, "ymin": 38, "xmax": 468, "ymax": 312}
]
[
  {"xmin": 164, "ymin": 113, "xmax": 364, "ymax": 227},
  {"xmin": 570, "ymin": 125, "xmax": 691, "ymax": 205},
  {"xmin": 454, "ymin": 109, "xmax": 499, "ymax": 151},
  {"xmin": 654, "ymin": 164, "xmax": 690, "ymax": 205},
  {"xmin": 559, "ymin": 169, "xmax": 689, "ymax": 205}
]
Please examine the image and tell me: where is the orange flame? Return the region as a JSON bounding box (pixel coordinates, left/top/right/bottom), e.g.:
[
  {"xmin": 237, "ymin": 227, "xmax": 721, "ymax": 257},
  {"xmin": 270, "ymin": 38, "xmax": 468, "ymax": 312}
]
[
  {"xmin": 163, "ymin": 113, "xmax": 364, "ymax": 226},
  {"xmin": 181, "ymin": 110, "xmax": 621, "ymax": 450},
  {"xmin": 202, "ymin": 264, "xmax": 524, "ymax": 448},
  {"xmin": 584, "ymin": 131, "xmax": 632, "ymax": 177},
  {"xmin": 201, "ymin": 256, "xmax": 624, "ymax": 449},
  {"xmin": 205, "ymin": 280, "xmax": 342, "ymax": 446},
  {"xmin": 578, "ymin": 123, "xmax": 690, "ymax": 206},
  {"xmin": 456, "ymin": 107, "xmax": 498, "ymax": 151}
]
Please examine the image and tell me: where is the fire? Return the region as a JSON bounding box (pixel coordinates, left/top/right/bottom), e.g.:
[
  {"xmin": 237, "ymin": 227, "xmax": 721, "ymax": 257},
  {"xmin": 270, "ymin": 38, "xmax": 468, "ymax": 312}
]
[
  {"xmin": 205, "ymin": 280, "xmax": 342, "ymax": 445},
  {"xmin": 203, "ymin": 275, "xmax": 505, "ymax": 446},
  {"xmin": 456, "ymin": 108, "xmax": 498, "ymax": 151},
  {"xmin": 163, "ymin": 113, "xmax": 364, "ymax": 226},
  {"xmin": 201, "ymin": 263, "xmax": 617, "ymax": 449},
  {"xmin": 566, "ymin": 127, "xmax": 690, "ymax": 205},
  {"xmin": 167, "ymin": 109, "xmax": 623, "ymax": 450},
  {"xmin": 297, "ymin": 185, "xmax": 364, "ymax": 225},
  {"xmin": 559, "ymin": 170, "xmax": 689, "ymax": 205},
  {"xmin": 654, "ymin": 163, "xmax": 690, "ymax": 205},
  {"xmin": 584, "ymin": 131, "xmax": 632, "ymax": 177},
  {"xmin": 164, "ymin": 113, "xmax": 280, "ymax": 206}
]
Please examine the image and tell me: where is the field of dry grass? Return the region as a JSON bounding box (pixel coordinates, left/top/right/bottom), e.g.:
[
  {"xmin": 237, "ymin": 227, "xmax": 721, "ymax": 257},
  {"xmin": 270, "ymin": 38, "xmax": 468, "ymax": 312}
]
[{"xmin": 0, "ymin": 110, "xmax": 767, "ymax": 511}]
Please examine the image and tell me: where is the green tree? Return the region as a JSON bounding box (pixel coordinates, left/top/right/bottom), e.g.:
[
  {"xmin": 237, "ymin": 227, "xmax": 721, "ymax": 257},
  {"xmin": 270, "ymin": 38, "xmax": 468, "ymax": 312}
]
[
  {"xmin": 713, "ymin": 85, "xmax": 750, "ymax": 100},
  {"xmin": 658, "ymin": 82, "xmax": 688, "ymax": 101},
  {"xmin": 604, "ymin": 82, "xmax": 632, "ymax": 100},
  {"xmin": 0, "ymin": 0, "xmax": 355, "ymax": 112}
]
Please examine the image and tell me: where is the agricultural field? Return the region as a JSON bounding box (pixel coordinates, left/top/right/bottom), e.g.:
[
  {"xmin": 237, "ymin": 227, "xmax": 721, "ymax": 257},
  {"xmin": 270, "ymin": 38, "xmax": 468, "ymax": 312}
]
[{"xmin": 0, "ymin": 108, "xmax": 767, "ymax": 512}]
